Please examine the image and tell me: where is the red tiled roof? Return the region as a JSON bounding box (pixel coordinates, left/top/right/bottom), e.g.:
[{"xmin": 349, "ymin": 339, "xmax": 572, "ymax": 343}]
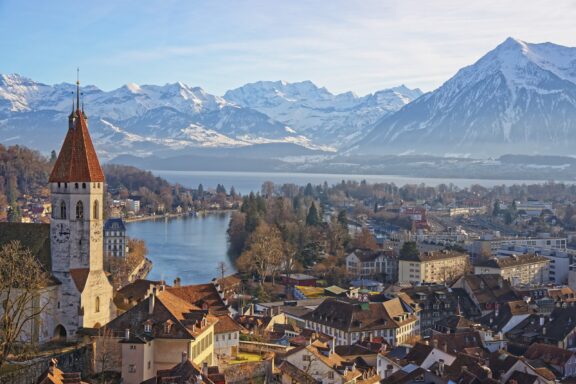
[{"xmin": 49, "ymin": 110, "xmax": 104, "ymax": 183}]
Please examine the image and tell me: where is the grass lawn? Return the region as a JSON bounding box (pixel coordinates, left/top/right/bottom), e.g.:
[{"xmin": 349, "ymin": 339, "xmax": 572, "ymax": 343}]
[{"xmin": 228, "ymin": 352, "xmax": 264, "ymax": 364}]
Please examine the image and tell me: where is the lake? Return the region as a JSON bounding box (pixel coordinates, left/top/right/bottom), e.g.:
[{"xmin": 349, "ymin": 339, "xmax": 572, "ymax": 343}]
[
  {"xmin": 125, "ymin": 212, "xmax": 234, "ymax": 285},
  {"xmin": 151, "ymin": 170, "xmax": 557, "ymax": 195},
  {"xmin": 127, "ymin": 170, "xmax": 560, "ymax": 285}
]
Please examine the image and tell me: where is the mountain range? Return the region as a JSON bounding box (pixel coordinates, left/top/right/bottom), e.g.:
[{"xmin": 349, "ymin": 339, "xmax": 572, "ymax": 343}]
[
  {"xmin": 0, "ymin": 74, "xmax": 420, "ymax": 159},
  {"xmin": 1, "ymin": 37, "xmax": 576, "ymax": 164}
]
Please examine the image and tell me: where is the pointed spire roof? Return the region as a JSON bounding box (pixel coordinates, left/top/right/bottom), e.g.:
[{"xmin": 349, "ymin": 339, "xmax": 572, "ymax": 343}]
[{"xmin": 49, "ymin": 103, "xmax": 104, "ymax": 182}]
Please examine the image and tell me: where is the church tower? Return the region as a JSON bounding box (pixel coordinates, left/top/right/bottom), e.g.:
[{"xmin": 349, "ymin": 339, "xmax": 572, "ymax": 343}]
[{"xmin": 49, "ymin": 77, "xmax": 115, "ymax": 336}]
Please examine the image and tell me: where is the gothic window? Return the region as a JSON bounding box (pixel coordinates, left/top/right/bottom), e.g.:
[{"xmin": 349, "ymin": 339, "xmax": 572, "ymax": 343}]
[
  {"xmin": 60, "ymin": 201, "xmax": 67, "ymax": 219},
  {"xmin": 95, "ymin": 296, "xmax": 100, "ymax": 313},
  {"xmin": 76, "ymin": 201, "xmax": 84, "ymax": 219},
  {"xmin": 82, "ymin": 182, "xmax": 86, "ymax": 189},
  {"xmin": 93, "ymin": 200, "xmax": 99, "ymax": 219}
]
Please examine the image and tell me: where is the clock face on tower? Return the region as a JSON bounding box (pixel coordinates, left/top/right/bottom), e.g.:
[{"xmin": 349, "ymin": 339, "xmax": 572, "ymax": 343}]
[
  {"xmin": 90, "ymin": 222, "xmax": 102, "ymax": 243},
  {"xmin": 52, "ymin": 223, "xmax": 71, "ymax": 243}
]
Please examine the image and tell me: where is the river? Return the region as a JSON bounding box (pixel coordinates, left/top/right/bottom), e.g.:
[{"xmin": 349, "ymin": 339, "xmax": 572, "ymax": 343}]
[{"xmin": 125, "ymin": 212, "xmax": 234, "ymax": 285}]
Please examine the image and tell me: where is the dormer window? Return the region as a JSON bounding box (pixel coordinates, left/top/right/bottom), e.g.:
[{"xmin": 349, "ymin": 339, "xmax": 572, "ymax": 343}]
[{"xmin": 144, "ymin": 323, "xmax": 152, "ymax": 333}]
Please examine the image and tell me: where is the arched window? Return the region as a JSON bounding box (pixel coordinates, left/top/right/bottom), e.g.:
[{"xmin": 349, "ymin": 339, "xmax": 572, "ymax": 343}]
[
  {"xmin": 82, "ymin": 182, "xmax": 86, "ymax": 189},
  {"xmin": 60, "ymin": 201, "xmax": 67, "ymax": 219},
  {"xmin": 95, "ymin": 296, "xmax": 100, "ymax": 313},
  {"xmin": 75, "ymin": 183, "xmax": 79, "ymax": 189},
  {"xmin": 76, "ymin": 201, "xmax": 84, "ymax": 219},
  {"xmin": 93, "ymin": 200, "xmax": 99, "ymax": 219}
]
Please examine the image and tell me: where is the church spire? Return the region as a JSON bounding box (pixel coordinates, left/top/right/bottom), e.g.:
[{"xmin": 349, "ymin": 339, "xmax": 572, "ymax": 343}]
[{"xmin": 76, "ymin": 67, "xmax": 80, "ymax": 111}]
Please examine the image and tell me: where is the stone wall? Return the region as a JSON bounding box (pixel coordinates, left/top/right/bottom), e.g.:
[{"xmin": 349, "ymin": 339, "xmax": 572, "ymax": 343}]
[{"xmin": 0, "ymin": 343, "xmax": 93, "ymax": 384}]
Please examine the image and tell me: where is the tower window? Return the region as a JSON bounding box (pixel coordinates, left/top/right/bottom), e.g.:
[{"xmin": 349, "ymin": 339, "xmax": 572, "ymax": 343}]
[
  {"xmin": 60, "ymin": 201, "xmax": 67, "ymax": 219},
  {"xmin": 95, "ymin": 296, "xmax": 100, "ymax": 313},
  {"xmin": 76, "ymin": 201, "xmax": 84, "ymax": 219},
  {"xmin": 58, "ymin": 182, "xmax": 61, "ymax": 188},
  {"xmin": 82, "ymin": 182, "xmax": 86, "ymax": 189},
  {"xmin": 75, "ymin": 183, "xmax": 79, "ymax": 189},
  {"xmin": 93, "ymin": 200, "xmax": 99, "ymax": 219},
  {"xmin": 64, "ymin": 183, "xmax": 68, "ymax": 188}
]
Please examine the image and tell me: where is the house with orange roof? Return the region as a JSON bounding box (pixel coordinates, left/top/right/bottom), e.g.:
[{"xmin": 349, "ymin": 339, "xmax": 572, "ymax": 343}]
[{"xmin": 103, "ymin": 286, "xmax": 218, "ymax": 384}]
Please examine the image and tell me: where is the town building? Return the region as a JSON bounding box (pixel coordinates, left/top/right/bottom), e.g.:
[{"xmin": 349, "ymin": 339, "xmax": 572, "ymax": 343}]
[
  {"xmin": 398, "ymin": 250, "xmax": 468, "ymax": 284},
  {"xmin": 0, "ymin": 85, "xmax": 116, "ymax": 343},
  {"xmin": 302, "ymin": 297, "xmax": 420, "ymax": 346},
  {"xmin": 282, "ymin": 339, "xmax": 364, "ymax": 384},
  {"xmin": 346, "ymin": 249, "xmax": 398, "ymax": 282},
  {"xmin": 474, "ymin": 254, "xmax": 550, "ymax": 286},
  {"xmin": 105, "ymin": 286, "xmax": 217, "ymax": 384},
  {"xmin": 452, "ymin": 274, "xmax": 519, "ymax": 315},
  {"xmin": 495, "ymin": 246, "xmax": 571, "ymax": 284},
  {"xmin": 213, "ymin": 314, "xmax": 244, "ymax": 360},
  {"xmin": 104, "ymin": 218, "xmax": 127, "ymax": 258},
  {"xmin": 398, "ymin": 285, "xmax": 478, "ymax": 337}
]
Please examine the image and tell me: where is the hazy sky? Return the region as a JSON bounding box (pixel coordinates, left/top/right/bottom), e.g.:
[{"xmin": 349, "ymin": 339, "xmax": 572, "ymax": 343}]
[{"xmin": 1, "ymin": 0, "xmax": 575, "ymax": 95}]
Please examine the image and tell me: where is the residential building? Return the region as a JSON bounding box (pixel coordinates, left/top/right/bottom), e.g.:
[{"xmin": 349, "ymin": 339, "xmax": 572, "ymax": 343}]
[
  {"xmin": 302, "ymin": 297, "xmax": 420, "ymax": 346},
  {"xmin": 283, "ymin": 340, "xmax": 364, "ymax": 384},
  {"xmin": 213, "ymin": 314, "xmax": 243, "ymax": 360},
  {"xmin": 126, "ymin": 198, "xmax": 140, "ymax": 214},
  {"xmin": 346, "ymin": 249, "xmax": 398, "ymax": 282},
  {"xmin": 496, "ymin": 246, "xmax": 572, "ymax": 284},
  {"xmin": 104, "ymin": 218, "xmax": 127, "ymax": 258},
  {"xmin": 524, "ymin": 343, "xmax": 576, "ymax": 378},
  {"xmin": 452, "ymin": 274, "xmax": 519, "ymax": 315},
  {"xmin": 474, "ymin": 254, "xmax": 550, "ymax": 286},
  {"xmin": 105, "ymin": 287, "xmax": 217, "ymax": 384},
  {"xmin": 398, "ymin": 250, "xmax": 468, "ymax": 284},
  {"xmin": 398, "ymin": 285, "xmax": 479, "ymax": 336}
]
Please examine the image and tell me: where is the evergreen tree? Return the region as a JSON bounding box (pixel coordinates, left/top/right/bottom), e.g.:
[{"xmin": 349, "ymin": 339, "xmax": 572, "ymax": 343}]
[
  {"xmin": 230, "ymin": 186, "xmax": 237, "ymax": 198},
  {"xmin": 197, "ymin": 184, "xmax": 204, "ymax": 198},
  {"xmin": 304, "ymin": 183, "xmax": 314, "ymax": 197},
  {"xmin": 306, "ymin": 202, "xmax": 320, "ymax": 226},
  {"xmin": 492, "ymin": 201, "xmax": 501, "ymax": 216},
  {"xmin": 337, "ymin": 210, "xmax": 348, "ymax": 228},
  {"xmin": 400, "ymin": 241, "xmax": 419, "ymax": 260}
]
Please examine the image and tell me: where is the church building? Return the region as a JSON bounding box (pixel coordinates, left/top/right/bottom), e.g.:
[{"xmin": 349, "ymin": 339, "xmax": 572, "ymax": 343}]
[{"xmin": 0, "ymin": 80, "xmax": 116, "ymax": 343}]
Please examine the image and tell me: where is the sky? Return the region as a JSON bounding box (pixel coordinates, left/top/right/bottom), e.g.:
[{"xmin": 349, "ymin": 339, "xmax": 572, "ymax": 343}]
[{"xmin": 1, "ymin": 0, "xmax": 575, "ymax": 96}]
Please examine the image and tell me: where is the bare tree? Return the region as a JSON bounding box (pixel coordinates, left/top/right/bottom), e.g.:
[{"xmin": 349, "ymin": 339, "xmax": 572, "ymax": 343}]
[
  {"xmin": 236, "ymin": 222, "xmax": 284, "ymax": 286},
  {"xmin": 0, "ymin": 241, "xmax": 49, "ymax": 368},
  {"xmin": 217, "ymin": 261, "xmax": 227, "ymax": 281},
  {"xmin": 94, "ymin": 328, "xmax": 122, "ymax": 384}
]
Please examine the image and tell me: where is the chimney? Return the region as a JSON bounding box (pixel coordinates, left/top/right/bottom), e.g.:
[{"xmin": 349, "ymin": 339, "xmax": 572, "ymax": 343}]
[
  {"xmin": 125, "ymin": 329, "xmax": 130, "ymax": 340},
  {"xmin": 174, "ymin": 277, "xmax": 181, "ymax": 288},
  {"xmin": 542, "ymin": 326, "xmax": 546, "ymax": 335},
  {"xmin": 48, "ymin": 359, "xmax": 57, "ymax": 374},
  {"xmin": 443, "ymin": 343, "xmax": 448, "ymax": 353},
  {"xmin": 461, "ymin": 365, "xmax": 468, "ymax": 374},
  {"xmin": 202, "ymin": 362, "xmax": 208, "ymax": 376},
  {"xmin": 432, "ymin": 339, "xmax": 438, "ymax": 349},
  {"xmin": 149, "ymin": 287, "xmax": 157, "ymax": 314},
  {"xmin": 540, "ymin": 316, "xmax": 545, "ymax": 327},
  {"xmin": 181, "ymin": 351, "xmax": 187, "ymax": 364},
  {"xmin": 438, "ymin": 359, "xmax": 445, "ymax": 377}
]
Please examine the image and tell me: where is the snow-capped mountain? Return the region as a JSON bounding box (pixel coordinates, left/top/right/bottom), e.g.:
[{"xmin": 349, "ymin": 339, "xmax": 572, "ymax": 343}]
[
  {"xmin": 224, "ymin": 80, "xmax": 422, "ymax": 146},
  {"xmin": 356, "ymin": 38, "xmax": 576, "ymax": 157},
  {"xmin": 0, "ymin": 74, "xmax": 314, "ymax": 158}
]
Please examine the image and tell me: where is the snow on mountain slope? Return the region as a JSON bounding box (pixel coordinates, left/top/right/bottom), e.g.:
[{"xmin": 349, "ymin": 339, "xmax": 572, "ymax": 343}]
[
  {"xmin": 0, "ymin": 75, "xmax": 312, "ymax": 158},
  {"xmin": 356, "ymin": 38, "xmax": 576, "ymax": 157},
  {"xmin": 224, "ymin": 80, "xmax": 422, "ymax": 146}
]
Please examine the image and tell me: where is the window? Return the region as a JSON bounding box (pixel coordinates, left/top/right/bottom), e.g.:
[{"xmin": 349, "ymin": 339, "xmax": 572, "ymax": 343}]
[
  {"xmin": 144, "ymin": 324, "xmax": 152, "ymax": 333},
  {"xmin": 93, "ymin": 200, "xmax": 99, "ymax": 219},
  {"xmin": 75, "ymin": 183, "xmax": 79, "ymax": 189},
  {"xmin": 82, "ymin": 182, "xmax": 86, "ymax": 189},
  {"xmin": 228, "ymin": 333, "xmax": 231, "ymax": 340},
  {"xmin": 328, "ymin": 371, "xmax": 334, "ymax": 379},
  {"xmin": 60, "ymin": 201, "xmax": 67, "ymax": 219},
  {"xmin": 76, "ymin": 201, "xmax": 83, "ymax": 219},
  {"xmin": 148, "ymin": 361, "xmax": 151, "ymax": 370},
  {"xmin": 303, "ymin": 355, "xmax": 311, "ymax": 361},
  {"xmin": 128, "ymin": 365, "xmax": 136, "ymax": 373},
  {"xmin": 95, "ymin": 297, "xmax": 100, "ymax": 313},
  {"xmin": 130, "ymin": 345, "xmax": 136, "ymax": 350}
]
